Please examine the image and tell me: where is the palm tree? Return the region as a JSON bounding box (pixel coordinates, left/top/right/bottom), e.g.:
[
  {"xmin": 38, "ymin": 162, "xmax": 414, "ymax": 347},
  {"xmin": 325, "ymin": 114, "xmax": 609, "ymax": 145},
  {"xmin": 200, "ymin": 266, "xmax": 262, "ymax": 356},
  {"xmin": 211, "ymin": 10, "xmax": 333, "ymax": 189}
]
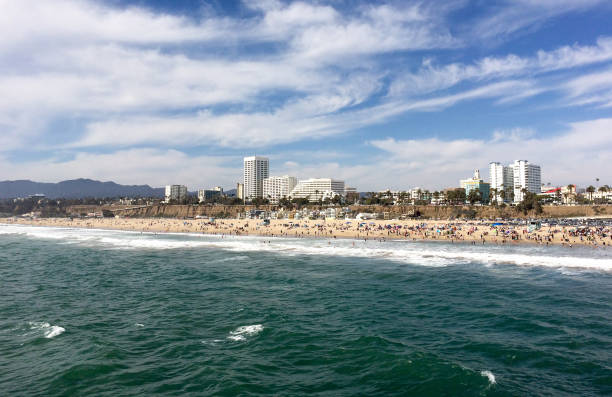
[
  {"xmin": 490, "ymin": 188, "xmax": 498, "ymax": 206},
  {"xmin": 586, "ymin": 185, "xmax": 596, "ymax": 203},
  {"xmin": 398, "ymin": 191, "xmax": 407, "ymax": 205}
]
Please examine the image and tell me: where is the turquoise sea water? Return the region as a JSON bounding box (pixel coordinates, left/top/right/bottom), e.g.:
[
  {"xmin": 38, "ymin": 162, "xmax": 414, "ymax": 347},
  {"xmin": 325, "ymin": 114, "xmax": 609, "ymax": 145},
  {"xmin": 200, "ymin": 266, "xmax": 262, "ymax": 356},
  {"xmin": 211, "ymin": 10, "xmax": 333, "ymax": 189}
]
[{"xmin": 1, "ymin": 224, "xmax": 611, "ymax": 396}]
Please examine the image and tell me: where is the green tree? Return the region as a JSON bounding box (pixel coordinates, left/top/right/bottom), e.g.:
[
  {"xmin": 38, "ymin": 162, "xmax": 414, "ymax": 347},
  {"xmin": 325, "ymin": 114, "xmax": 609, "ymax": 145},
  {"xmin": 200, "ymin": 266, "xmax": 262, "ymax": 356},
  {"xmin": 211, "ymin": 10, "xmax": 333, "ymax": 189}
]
[
  {"xmin": 516, "ymin": 191, "xmax": 543, "ymax": 215},
  {"xmin": 467, "ymin": 189, "xmax": 481, "ymax": 205}
]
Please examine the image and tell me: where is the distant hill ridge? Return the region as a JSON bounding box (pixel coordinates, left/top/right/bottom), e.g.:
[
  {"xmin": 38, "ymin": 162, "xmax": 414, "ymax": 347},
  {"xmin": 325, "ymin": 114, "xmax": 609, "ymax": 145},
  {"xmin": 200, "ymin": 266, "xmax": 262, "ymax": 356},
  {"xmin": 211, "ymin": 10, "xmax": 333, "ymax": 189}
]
[{"xmin": 0, "ymin": 178, "xmax": 165, "ymax": 199}]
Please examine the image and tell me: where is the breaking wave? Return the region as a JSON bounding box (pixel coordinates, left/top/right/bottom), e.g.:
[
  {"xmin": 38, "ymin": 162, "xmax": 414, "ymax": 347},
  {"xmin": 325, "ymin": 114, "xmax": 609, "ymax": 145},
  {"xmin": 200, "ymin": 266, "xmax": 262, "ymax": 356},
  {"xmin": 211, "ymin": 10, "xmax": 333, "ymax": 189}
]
[
  {"xmin": 227, "ymin": 324, "xmax": 264, "ymax": 342},
  {"xmin": 1, "ymin": 224, "xmax": 610, "ymax": 271}
]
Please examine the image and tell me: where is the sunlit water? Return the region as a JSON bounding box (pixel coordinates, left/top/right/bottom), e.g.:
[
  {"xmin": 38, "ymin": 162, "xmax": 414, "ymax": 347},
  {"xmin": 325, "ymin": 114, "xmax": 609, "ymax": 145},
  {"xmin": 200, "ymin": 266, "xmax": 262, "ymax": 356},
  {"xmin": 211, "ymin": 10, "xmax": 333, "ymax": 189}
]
[{"xmin": 1, "ymin": 224, "xmax": 611, "ymax": 396}]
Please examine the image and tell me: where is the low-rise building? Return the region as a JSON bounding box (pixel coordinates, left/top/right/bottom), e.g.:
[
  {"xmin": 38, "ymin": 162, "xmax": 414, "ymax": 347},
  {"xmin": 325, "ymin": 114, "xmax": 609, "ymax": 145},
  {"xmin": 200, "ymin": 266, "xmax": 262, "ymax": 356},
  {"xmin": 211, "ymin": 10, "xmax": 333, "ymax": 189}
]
[
  {"xmin": 460, "ymin": 170, "xmax": 490, "ymax": 203},
  {"xmin": 198, "ymin": 187, "xmax": 224, "ymax": 203}
]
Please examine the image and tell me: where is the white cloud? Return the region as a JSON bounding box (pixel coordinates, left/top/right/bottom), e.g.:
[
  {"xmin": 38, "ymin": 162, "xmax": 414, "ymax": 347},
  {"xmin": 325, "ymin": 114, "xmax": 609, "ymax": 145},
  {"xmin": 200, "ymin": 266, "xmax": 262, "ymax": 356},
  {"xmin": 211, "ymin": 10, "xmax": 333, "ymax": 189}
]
[
  {"xmin": 563, "ymin": 67, "xmax": 612, "ymax": 107},
  {"xmin": 390, "ymin": 37, "xmax": 612, "ymax": 97},
  {"xmin": 2, "ymin": 118, "xmax": 611, "ymax": 191},
  {"xmin": 0, "ymin": 0, "xmax": 457, "ymax": 151},
  {"xmin": 366, "ymin": 118, "xmax": 612, "ymax": 190},
  {"xmin": 0, "ymin": 149, "xmax": 241, "ymax": 188},
  {"xmin": 470, "ymin": 0, "xmax": 606, "ymax": 42},
  {"xmin": 70, "ymin": 80, "xmax": 532, "ymax": 149},
  {"xmin": 1, "ymin": 0, "xmax": 611, "ymax": 189}
]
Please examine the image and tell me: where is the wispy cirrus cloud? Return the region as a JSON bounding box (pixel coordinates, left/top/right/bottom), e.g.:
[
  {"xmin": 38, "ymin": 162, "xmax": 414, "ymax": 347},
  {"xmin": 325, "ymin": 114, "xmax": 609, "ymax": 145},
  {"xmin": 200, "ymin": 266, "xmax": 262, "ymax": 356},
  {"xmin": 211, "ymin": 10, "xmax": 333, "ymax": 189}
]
[
  {"xmin": 468, "ymin": 0, "xmax": 607, "ymax": 42},
  {"xmin": 390, "ymin": 37, "xmax": 612, "ymax": 97}
]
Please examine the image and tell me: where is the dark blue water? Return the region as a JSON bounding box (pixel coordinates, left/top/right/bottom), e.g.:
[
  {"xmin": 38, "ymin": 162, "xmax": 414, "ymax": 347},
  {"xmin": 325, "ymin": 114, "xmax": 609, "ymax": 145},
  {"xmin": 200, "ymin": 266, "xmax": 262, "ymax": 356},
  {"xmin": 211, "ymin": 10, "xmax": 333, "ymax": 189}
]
[{"xmin": 1, "ymin": 225, "xmax": 611, "ymax": 396}]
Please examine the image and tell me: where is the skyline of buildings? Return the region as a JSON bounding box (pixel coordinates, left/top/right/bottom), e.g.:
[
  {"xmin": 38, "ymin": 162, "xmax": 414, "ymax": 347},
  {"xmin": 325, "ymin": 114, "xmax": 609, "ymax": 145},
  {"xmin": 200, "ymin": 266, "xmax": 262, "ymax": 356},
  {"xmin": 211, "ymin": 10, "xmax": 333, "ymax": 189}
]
[{"xmin": 158, "ymin": 155, "xmax": 611, "ymax": 206}]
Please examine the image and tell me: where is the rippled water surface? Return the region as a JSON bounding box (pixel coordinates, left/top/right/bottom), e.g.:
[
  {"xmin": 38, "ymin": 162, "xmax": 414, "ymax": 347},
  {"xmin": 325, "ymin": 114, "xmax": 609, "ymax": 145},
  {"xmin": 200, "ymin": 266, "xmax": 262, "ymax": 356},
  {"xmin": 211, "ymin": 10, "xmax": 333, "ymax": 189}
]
[{"xmin": 1, "ymin": 224, "xmax": 611, "ymax": 396}]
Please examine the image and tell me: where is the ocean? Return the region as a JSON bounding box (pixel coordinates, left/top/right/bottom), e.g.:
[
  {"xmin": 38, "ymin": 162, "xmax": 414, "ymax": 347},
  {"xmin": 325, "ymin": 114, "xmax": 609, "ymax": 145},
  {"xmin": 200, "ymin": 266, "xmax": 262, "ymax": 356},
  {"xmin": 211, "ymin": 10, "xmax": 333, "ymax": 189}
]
[{"xmin": 1, "ymin": 224, "xmax": 611, "ymax": 396}]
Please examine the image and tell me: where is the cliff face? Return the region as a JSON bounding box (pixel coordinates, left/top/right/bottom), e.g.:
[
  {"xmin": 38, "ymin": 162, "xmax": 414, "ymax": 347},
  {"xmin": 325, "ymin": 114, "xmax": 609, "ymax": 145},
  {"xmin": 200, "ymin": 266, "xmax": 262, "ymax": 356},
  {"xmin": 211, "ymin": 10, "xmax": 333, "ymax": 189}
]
[
  {"xmin": 348, "ymin": 205, "xmax": 612, "ymax": 219},
  {"xmin": 109, "ymin": 204, "xmax": 612, "ymax": 219},
  {"xmin": 115, "ymin": 205, "xmax": 273, "ymax": 218}
]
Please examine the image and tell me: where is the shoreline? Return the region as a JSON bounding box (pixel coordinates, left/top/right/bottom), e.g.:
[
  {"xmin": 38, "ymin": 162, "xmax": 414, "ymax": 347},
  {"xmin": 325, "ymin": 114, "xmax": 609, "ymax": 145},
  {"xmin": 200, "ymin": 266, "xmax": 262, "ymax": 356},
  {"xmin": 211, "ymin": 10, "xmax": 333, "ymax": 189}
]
[{"xmin": 2, "ymin": 217, "xmax": 610, "ymax": 248}]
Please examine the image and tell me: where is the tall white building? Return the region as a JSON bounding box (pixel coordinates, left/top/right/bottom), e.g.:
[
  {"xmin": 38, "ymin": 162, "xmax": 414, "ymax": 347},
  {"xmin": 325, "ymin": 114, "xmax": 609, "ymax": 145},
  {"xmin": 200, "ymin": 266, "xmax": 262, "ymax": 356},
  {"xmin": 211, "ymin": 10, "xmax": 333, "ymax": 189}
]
[
  {"xmin": 165, "ymin": 185, "xmax": 187, "ymax": 202},
  {"xmin": 289, "ymin": 178, "xmax": 345, "ymax": 202},
  {"xmin": 263, "ymin": 175, "xmax": 297, "ymax": 203},
  {"xmin": 512, "ymin": 160, "xmax": 541, "ymax": 203},
  {"xmin": 489, "ymin": 162, "xmax": 514, "ymax": 203},
  {"xmin": 236, "ymin": 183, "xmax": 244, "ymax": 200},
  {"xmin": 243, "ymin": 156, "xmax": 269, "ymax": 200}
]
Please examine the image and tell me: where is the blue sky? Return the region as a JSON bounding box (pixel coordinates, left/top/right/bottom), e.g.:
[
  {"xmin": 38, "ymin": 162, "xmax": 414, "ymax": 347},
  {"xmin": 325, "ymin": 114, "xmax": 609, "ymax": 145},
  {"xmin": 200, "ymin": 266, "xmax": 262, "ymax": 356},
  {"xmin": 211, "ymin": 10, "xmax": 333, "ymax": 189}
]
[{"xmin": 1, "ymin": 0, "xmax": 611, "ymax": 191}]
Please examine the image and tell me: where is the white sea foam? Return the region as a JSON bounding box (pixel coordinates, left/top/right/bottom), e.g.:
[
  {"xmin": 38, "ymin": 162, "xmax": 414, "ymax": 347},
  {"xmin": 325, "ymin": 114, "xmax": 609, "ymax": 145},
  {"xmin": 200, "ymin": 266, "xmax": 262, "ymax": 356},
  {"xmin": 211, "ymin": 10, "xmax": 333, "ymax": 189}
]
[
  {"xmin": 28, "ymin": 321, "xmax": 65, "ymax": 338},
  {"xmin": 227, "ymin": 324, "xmax": 264, "ymax": 341},
  {"xmin": 2, "ymin": 224, "xmax": 611, "ymax": 272},
  {"xmin": 135, "ymin": 323, "xmax": 144, "ymax": 327},
  {"xmin": 45, "ymin": 325, "xmax": 65, "ymax": 338},
  {"xmin": 481, "ymin": 370, "xmax": 496, "ymax": 384},
  {"xmin": 29, "ymin": 321, "xmax": 50, "ymax": 330}
]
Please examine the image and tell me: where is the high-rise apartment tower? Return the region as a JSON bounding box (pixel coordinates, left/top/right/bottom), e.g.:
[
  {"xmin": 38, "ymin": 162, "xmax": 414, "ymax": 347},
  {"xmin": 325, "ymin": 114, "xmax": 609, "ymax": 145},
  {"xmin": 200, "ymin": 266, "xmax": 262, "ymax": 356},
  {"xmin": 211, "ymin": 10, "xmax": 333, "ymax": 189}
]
[
  {"xmin": 489, "ymin": 162, "xmax": 514, "ymax": 203},
  {"xmin": 243, "ymin": 156, "xmax": 269, "ymax": 200},
  {"xmin": 512, "ymin": 160, "xmax": 541, "ymax": 203}
]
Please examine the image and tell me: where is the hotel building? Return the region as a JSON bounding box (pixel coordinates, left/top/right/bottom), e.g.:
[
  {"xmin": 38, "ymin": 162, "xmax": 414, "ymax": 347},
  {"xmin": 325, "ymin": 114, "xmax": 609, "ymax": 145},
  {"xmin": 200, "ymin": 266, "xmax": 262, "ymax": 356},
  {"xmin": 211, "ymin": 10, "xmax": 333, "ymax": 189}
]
[
  {"xmin": 263, "ymin": 175, "xmax": 297, "ymax": 203},
  {"xmin": 243, "ymin": 156, "xmax": 269, "ymax": 200},
  {"xmin": 512, "ymin": 160, "xmax": 541, "ymax": 203},
  {"xmin": 197, "ymin": 186, "xmax": 223, "ymax": 203},
  {"xmin": 460, "ymin": 170, "xmax": 490, "ymax": 203},
  {"xmin": 489, "ymin": 162, "xmax": 514, "ymax": 203},
  {"xmin": 165, "ymin": 185, "xmax": 187, "ymax": 202},
  {"xmin": 289, "ymin": 178, "xmax": 345, "ymax": 202}
]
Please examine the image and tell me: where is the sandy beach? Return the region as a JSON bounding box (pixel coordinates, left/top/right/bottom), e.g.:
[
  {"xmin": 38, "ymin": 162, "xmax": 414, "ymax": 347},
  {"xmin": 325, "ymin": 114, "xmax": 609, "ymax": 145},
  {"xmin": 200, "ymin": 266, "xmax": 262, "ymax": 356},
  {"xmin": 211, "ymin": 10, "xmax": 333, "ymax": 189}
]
[{"xmin": 3, "ymin": 217, "xmax": 610, "ymax": 248}]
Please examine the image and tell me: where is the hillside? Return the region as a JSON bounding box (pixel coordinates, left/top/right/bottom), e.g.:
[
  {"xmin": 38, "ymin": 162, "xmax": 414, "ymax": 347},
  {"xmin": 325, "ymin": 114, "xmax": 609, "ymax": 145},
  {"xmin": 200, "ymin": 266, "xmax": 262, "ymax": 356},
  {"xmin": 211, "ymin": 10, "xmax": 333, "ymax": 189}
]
[{"xmin": 0, "ymin": 179, "xmax": 165, "ymax": 199}]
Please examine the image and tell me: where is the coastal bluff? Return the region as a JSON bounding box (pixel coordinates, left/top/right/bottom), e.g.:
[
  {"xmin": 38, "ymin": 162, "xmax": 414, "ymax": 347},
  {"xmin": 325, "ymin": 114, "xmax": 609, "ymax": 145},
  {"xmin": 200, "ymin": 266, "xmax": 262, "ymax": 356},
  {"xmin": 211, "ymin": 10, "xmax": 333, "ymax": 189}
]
[{"xmin": 66, "ymin": 204, "xmax": 612, "ymax": 219}]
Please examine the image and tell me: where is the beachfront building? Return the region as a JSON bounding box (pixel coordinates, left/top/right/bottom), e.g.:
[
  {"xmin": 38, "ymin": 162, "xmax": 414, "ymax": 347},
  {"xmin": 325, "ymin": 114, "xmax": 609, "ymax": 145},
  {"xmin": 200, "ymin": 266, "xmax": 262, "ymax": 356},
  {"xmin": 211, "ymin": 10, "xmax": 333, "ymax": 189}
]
[
  {"xmin": 165, "ymin": 185, "xmax": 187, "ymax": 203},
  {"xmin": 197, "ymin": 186, "xmax": 224, "ymax": 203},
  {"xmin": 289, "ymin": 178, "xmax": 345, "ymax": 202},
  {"xmin": 489, "ymin": 162, "xmax": 514, "ymax": 203},
  {"xmin": 263, "ymin": 175, "xmax": 297, "ymax": 203},
  {"xmin": 460, "ymin": 170, "xmax": 490, "ymax": 203},
  {"xmin": 512, "ymin": 160, "xmax": 541, "ymax": 203},
  {"xmin": 593, "ymin": 189, "xmax": 612, "ymax": 203},
  {"xmin": 243, "ymin": 156, "xmax": 269, "ymax": 200},
  {"xmin": 237, "ymin": 183, "xmax": 244, "ymax": 201}
]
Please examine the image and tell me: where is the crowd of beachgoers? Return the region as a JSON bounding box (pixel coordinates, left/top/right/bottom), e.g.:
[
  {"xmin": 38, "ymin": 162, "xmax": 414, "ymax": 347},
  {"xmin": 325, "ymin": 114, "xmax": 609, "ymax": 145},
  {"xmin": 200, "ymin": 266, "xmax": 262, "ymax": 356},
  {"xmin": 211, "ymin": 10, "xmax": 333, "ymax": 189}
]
[{"xmin": 3, "ymin": 216, "xmax": 611, "ymax": 248}]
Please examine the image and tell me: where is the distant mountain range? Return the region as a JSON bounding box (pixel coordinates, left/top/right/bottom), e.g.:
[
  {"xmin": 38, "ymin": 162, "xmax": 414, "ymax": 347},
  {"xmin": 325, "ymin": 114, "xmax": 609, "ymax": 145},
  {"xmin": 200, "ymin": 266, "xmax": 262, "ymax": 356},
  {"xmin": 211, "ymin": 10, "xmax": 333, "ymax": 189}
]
[{"xmin": 0, "ymin": 179, "xmax": 165, "ymax": 199}]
